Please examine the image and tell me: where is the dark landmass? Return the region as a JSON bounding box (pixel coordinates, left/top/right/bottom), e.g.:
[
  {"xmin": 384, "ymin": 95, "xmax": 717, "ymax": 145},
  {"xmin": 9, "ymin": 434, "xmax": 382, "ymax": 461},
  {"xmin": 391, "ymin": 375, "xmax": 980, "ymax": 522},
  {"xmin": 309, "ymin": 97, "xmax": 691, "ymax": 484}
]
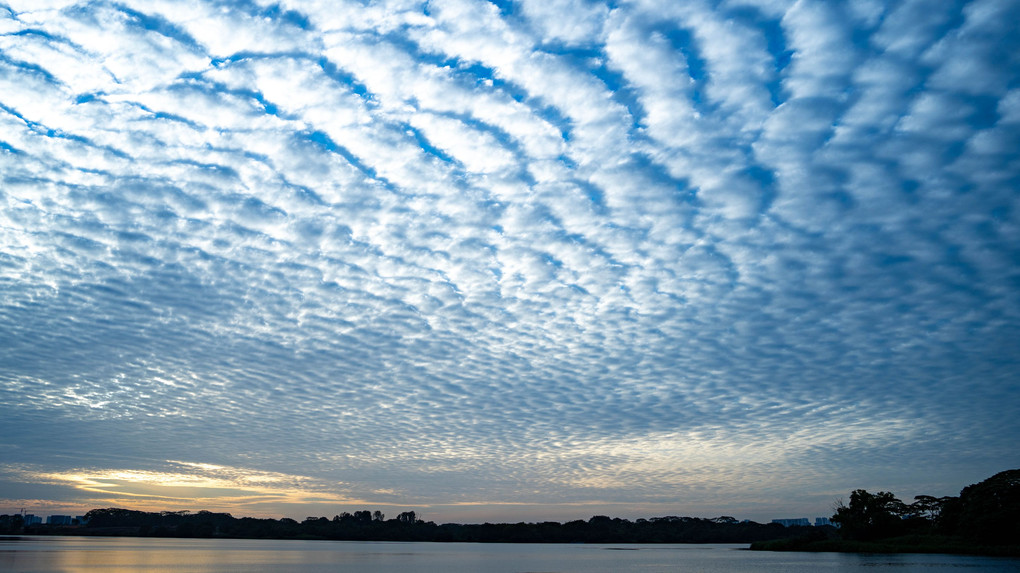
[
  {"xmin": 750, "ymin": 469, "xmax": 1020, "ymax": 557},
  {"xmin": 0, "ymin": 509, "xmax": 814, "ymax": 544}
]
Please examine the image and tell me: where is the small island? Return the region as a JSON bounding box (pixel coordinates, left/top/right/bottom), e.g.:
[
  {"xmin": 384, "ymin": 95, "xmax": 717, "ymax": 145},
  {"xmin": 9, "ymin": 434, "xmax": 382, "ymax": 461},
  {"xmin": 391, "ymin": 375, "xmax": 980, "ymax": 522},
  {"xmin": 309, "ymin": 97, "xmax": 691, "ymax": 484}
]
[{"xmin": 750, "ymin": 469, "xmax": 1020, "ymax": 556}]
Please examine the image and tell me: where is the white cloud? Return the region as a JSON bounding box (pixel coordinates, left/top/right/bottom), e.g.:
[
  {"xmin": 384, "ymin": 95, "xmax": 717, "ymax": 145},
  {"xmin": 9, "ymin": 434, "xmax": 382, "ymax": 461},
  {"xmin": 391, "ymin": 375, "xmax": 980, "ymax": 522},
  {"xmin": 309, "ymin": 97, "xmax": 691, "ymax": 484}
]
[{"xmin": 519, "ymin": 0, "xmax": 609, "ymax": 46}]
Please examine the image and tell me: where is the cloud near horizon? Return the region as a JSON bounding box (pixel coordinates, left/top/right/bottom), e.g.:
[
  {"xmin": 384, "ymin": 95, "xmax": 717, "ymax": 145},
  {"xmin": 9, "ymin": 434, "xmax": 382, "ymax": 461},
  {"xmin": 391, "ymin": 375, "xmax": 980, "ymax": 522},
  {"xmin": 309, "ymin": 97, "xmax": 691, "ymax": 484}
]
[{"xmin": 1, "ymin": 0, "xmax": 1019, "ymax": 523}]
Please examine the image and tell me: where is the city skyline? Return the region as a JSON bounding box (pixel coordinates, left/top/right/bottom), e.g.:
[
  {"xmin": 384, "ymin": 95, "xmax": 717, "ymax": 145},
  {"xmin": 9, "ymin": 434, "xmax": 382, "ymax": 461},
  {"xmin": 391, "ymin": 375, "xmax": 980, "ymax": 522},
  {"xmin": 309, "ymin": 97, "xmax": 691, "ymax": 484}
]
[{"xmin": 2, "ymin": 0, "xmax": 1019, "ymax": 524}]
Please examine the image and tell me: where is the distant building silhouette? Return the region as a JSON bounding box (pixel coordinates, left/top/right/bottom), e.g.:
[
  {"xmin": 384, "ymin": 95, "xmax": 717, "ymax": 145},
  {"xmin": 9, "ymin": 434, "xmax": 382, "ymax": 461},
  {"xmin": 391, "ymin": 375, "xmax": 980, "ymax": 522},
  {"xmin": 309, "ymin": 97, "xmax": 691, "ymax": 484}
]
[
  {"xmin": 47, "ymin": 515, "xmax": 73, "ymax": 525},
  {"xmin": 771, "ymin": 518, "xmax": 811, "ymax": 527},
  {"xmin": 23, "ymin": 514, "xmax": 42, "ymax": 525},
  {"xmin": 814, "ymin": 516, "xmax": 832, "ymax": 526}
]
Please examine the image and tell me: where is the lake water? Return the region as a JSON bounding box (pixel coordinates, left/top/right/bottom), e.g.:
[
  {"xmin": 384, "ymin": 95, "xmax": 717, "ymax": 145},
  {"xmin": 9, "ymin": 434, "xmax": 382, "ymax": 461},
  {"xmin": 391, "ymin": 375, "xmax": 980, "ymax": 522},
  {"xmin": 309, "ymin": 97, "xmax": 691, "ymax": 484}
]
[{"xmin": 2, "ymin": 536, "xmax": 1019, "ymax": 572}]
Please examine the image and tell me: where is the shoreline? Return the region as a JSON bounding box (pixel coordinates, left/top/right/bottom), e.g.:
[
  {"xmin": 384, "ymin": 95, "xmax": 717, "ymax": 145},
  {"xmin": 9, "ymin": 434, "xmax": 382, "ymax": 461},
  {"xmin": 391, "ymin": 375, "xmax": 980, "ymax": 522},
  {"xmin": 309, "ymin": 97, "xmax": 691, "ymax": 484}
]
[{"xmin": 749, "ymin": 535, "xmax": 1020, "ymax": 558}]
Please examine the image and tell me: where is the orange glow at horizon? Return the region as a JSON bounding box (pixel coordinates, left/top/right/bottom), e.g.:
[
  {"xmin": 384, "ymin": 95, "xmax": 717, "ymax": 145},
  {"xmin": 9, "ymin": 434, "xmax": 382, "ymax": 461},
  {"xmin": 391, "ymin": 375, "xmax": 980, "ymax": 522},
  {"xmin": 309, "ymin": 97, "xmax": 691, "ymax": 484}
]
[{"xmin": 12, "ymin": 460, "xmax": 367, "ymax": 516}]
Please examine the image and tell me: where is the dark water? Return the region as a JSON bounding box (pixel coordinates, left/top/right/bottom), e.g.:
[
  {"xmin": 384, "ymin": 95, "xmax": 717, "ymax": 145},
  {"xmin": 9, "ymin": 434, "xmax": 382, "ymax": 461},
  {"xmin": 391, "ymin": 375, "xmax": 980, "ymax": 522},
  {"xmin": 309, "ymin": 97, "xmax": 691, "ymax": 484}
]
[{"xmin": 2, "ymin": 536, "xmax": 1019, "ymax": 572}]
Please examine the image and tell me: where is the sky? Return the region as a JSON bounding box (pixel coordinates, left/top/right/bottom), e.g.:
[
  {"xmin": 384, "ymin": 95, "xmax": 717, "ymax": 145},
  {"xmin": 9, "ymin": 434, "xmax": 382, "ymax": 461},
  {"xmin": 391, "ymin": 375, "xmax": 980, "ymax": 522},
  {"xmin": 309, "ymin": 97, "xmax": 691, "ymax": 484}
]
[{"xmin": 1, "ymin": 0, "xmax": 1018, "ymax": 525}]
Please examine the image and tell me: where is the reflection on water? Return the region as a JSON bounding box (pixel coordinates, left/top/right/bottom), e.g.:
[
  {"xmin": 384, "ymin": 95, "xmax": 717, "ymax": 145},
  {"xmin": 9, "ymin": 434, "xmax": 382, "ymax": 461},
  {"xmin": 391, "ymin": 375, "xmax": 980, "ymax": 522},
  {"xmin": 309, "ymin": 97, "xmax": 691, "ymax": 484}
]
[{"xmin": 2, "ymin": 536, "xmax": 1019, "ymax": 573}]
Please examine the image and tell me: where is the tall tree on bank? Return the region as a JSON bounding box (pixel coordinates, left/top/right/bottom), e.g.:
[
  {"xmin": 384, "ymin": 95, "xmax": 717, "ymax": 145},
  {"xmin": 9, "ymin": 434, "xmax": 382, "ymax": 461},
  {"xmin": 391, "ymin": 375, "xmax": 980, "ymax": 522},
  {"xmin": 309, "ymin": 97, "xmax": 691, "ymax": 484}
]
[
  {"xmin": 940, "ymin": 469, "xmax": 1020, "ymax": 545},
  {"xmin": 831, "ymin": 490, "xmax": 907, "ymax": 540}
]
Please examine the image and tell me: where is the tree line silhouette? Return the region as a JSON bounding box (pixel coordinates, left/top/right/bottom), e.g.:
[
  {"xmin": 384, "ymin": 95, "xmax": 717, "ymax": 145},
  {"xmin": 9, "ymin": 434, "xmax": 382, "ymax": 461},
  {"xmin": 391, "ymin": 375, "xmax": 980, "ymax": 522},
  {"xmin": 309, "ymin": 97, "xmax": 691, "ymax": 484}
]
[
  {"xmin": 0, "ymin": 508, "xmax": 810, "ymax": 543},
  {"xmin": 830, "ymin": 469, "xmax": 1019, "ymax": 543},
  {"xmin": 753, "ymin": 468, "xmax": 1020, "ymax": 555},
  {"xmin": 3, "ymin": 468, "xmax": 1015, "ymax": 549}
]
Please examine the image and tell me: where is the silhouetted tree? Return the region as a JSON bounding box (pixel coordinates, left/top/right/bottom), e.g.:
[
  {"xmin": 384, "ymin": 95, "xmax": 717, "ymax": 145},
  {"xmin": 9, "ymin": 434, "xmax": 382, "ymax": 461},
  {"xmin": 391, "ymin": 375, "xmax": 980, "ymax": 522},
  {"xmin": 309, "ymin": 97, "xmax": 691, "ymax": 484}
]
[
  {"xmin": 942, "ymin": 469, "xmax": 1020, "ymax": 544},
  {"xmin": 832, "ymin": 490, "xmax": 906, "ymax": 540}
]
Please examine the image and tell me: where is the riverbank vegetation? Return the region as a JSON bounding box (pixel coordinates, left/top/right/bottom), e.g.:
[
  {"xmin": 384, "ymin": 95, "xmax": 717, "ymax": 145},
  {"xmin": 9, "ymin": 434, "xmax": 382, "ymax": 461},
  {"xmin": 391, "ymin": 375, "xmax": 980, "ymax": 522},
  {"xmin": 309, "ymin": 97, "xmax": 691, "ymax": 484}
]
[{"xmin": 751, "ymin": 469, "xmax": 1020, "ymax": 556}]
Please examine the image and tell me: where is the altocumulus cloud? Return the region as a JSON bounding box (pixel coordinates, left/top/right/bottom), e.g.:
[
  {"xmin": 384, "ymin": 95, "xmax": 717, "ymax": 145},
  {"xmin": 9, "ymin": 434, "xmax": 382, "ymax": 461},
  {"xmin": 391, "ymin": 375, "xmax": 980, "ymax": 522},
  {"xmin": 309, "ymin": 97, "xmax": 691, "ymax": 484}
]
[{"xmin": 1, "ymin": 0, "xmax": 1019, "ymax": 522}]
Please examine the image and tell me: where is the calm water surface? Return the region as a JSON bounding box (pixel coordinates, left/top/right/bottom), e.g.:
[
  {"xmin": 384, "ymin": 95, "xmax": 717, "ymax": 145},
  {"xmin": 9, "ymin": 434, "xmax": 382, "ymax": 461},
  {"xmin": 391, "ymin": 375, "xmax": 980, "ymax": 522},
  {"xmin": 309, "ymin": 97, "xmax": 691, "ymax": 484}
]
[{"xmin": 3, "ymin": 536, "xmax": 1019, "ymax": 573}]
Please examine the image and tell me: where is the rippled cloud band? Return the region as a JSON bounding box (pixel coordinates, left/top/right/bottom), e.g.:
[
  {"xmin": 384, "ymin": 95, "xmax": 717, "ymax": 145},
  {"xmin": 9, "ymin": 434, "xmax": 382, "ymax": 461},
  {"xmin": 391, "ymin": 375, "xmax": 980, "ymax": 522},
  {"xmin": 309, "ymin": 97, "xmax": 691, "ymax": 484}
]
[{"xmin": 1, "ymin": 0, "xmax": 1018, "ymax": 521}]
